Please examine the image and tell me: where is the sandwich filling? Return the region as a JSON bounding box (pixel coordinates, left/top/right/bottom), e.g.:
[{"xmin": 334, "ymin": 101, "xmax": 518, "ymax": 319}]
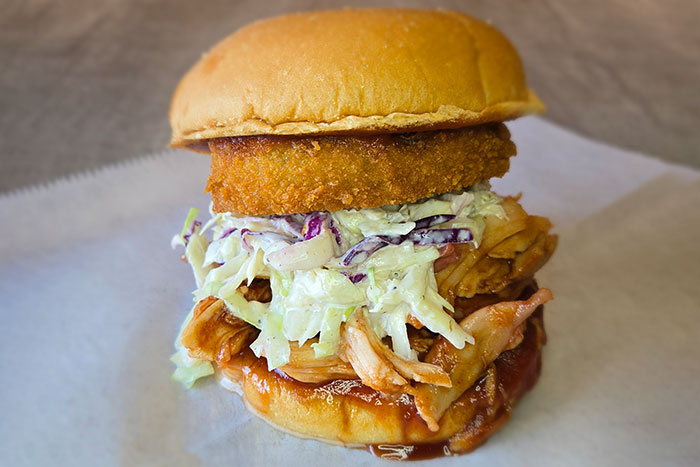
[
  {"xmin": 172, "ymin": 184, "xmax": 505, "ymax": 380},
  {"xmin": 171, "ymin": 182, "xmax": 556, "ymax": 431}
]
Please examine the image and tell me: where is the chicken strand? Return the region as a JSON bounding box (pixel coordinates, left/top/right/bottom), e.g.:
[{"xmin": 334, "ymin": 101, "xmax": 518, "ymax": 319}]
[{"xmin": 413, "ymin": 288, "xmax": 553, "ymax": 431}]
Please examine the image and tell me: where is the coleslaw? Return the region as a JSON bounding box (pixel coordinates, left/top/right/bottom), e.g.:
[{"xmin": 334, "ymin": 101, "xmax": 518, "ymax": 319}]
[{"xmin": 172, "ymin": 184, "xmax": 506, "ymax": 383}]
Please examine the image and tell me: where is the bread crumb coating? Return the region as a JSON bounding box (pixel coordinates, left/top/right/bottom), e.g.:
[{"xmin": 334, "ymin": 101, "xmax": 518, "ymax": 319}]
[{"xmin": 207, "ymin": 124, "xmax": 516, "ymax": 215}]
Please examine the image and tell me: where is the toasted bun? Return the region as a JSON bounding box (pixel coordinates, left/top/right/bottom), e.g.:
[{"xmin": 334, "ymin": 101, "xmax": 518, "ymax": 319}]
[
  {"xmin": 170, "ymin": 9, "xmax": 544, "ymax": 150},
  {"xmin": 217, "ymin": 308, "xmax": 545, "ymax": 457}
]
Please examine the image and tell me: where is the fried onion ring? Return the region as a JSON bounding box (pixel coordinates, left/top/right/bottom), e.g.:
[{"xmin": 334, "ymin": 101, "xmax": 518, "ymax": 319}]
[{"xmin": 206, "ymin": 123, "xmax": 515, "ymax": 215}]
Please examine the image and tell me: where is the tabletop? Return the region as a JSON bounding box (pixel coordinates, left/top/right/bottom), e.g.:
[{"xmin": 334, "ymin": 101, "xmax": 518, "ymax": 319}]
[{"xmin": 1, "ymin": 0, "xmax": 699, "ymax": 193}]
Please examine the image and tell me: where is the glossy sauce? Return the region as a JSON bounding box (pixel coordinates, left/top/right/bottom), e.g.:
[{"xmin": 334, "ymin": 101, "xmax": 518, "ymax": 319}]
[
  {"xmin": 365, "ymin": 306, "xmax": 545, "ymax": 460},
  {"xmin": 216, "ymin": 283, "xmax": 545, "ymax": 460},
  {"xmin": 367, "ymin": 441, "xmax": 454, "ymax": 461}
]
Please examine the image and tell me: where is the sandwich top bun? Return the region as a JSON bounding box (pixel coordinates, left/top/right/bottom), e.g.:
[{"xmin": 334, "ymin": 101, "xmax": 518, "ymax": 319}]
[{"xmin": 169, "ymin": 9, "xmax": 544, "ymax": 150}]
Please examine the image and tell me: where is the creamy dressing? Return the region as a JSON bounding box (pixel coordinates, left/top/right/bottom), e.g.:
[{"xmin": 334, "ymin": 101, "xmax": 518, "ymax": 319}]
[{"xmin": 172, "ymin": 185, "xmax": 505, "ymax": 382}]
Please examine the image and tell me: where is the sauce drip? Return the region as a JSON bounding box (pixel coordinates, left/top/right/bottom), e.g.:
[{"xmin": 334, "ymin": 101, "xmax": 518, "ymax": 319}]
[{"xmin": 367, "ymin": 441, "xmax": 455, "ymax": 461}]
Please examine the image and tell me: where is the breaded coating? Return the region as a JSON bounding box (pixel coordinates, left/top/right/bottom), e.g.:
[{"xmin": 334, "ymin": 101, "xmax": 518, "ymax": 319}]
[{"xmin": 206, "ymin": 123, "xmax": 515, "ymax": 215}]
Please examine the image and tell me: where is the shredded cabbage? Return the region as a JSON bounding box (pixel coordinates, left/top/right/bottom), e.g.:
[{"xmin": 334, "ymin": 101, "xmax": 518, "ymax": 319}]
[
  {"xmin": 249, "ymin": 307, "xmax": 289, "ymax": 370},
  {"xmin": 185, "ymin": 226, "xmax": 212, "ymax": 288},
  {"xmin": 170, "ymin": 351, "xmax": 214, "ymax": 388},
  {"xmin": 171, "ymin": 207, "xmax": 199, "ymax": 248},
  {"xmin": 312, "ymin": 306, "xmax": 356, "ymax": 358},
  {"xmin": 172, "ymin": 185, "xmax": 505, "ymax": 379},
  {"xmin": 170, "ymin": 305, "xmax": 214, "ymax": 387}
]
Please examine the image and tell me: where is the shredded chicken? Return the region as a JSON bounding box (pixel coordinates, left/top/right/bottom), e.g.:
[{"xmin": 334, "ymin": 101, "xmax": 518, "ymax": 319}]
[
  {"xmin": 407, "ymin": 328, "xmax": 437, "ymax": 360},
  {"xmin": 452, "ymin": 278, "xmax": 534, "ymax": 322},
  {"xmin": 434, "ymin": 243, "xmax": 460, "ymax": 272},
  {"xmin": 340, "ymin": 310, "xmax": 451, "ymax": 394},
  {"xmin": 177, "ymin": 198, "xmax": 556, "ymax": 436},
  {"xmin": 279, "ymin": 340, "xmax": 357, "ymax": 383},
  {"xmin": 504, "ymin": 322, "xmax": 527, "ymax": 351},
  {"xmin": 406, "ymin": 314, "xmax": 424, "ymax": 329},
  {"xmin": 455, "ymin": 222, "xmax": 557, "ymax": 298},
  {"xmin": 237, "ymin": 278, "xmax": 272, "ymax": 303},
  {"xmin": 413, "ymin": 288, "xmax": 553, "ymax": 431},
  {"xmin": 180, "ymin": 297, "xmax": 258, "ymax": 365},
  {"xmin": 435, "ymin": 198, "xmax": 557, "ymax": 304}
]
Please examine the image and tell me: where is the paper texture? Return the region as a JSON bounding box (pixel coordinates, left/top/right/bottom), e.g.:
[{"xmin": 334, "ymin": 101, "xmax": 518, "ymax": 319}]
[{"xmin": 1, "ymin": 117, "xmax": 698, "ymax": 466}]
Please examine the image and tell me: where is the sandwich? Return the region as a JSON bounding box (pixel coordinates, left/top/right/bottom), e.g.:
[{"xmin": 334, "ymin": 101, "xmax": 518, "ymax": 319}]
[{"xmin": 169, "ymin": 9, "xmax": 557, "ymax": 459}]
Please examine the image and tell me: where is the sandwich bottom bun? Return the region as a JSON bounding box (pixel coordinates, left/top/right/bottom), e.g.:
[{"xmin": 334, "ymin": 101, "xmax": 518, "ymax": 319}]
[{"xmin": 217, "ymin": 289, "xmax": 546, "ymax": 459}]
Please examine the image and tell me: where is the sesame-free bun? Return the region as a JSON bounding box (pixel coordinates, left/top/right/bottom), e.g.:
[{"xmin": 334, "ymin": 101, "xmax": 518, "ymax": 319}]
[{"xmin": 169, "ymin": 9, "xmax": 544, "ymax": 150}]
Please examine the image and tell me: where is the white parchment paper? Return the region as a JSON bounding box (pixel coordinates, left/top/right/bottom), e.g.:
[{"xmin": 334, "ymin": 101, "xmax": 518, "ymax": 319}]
[{"xmin": 1, "ymin": 118, "xmax": 699, "ymax": 466}]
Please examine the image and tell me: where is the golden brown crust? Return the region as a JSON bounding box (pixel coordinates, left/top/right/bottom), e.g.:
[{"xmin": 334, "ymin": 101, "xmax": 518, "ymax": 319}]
[
  {"xmin": 169, "ymin": 9, "xmax": 544, "ymax": 150},
  {"xmin": 206, "ymin": 124, "xmax": 515, "ymax": 215},
  {"xmin": 218, "ymin": 301, "xmax": 546, "ymax": 455}
]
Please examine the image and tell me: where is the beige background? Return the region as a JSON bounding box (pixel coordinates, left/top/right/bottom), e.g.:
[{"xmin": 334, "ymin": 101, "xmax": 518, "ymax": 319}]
[{"xmin": 1, "ymin": 0, "xmax": 699, "ymax": 192}]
